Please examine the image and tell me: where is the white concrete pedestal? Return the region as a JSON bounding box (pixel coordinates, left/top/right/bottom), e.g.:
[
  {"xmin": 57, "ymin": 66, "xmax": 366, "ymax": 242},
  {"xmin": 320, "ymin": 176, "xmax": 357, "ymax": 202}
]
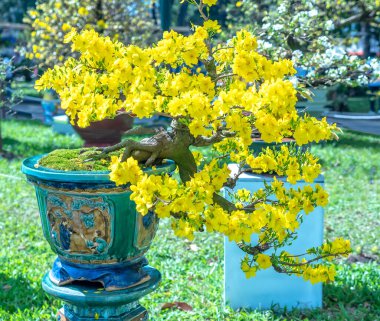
[{"xmin": 224, "ymin": 165, "xmax": 324, "ymax": 310}]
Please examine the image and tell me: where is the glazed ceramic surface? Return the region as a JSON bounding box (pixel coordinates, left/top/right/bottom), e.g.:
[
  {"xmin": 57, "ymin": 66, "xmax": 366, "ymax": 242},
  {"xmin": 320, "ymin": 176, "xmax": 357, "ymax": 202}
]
[
  {"xmin": 22, "ymin": 155, "xmax": 174, "ymax": 263},
  {"xmin": 22, "ymin": 155, "xmax": 175, "ymax": 291}
]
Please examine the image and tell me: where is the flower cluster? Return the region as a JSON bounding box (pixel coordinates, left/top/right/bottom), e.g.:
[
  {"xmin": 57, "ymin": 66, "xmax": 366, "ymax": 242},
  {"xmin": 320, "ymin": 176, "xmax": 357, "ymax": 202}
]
[
  {"xmin": 36, "ymin": 0, "xmax": 350, "ymax": 283},
  {"xmin": 247, "ymin": 145, "xmax": 323, "ymax": 184},
  {"xmin": 242, "ymin": 236, "xmax": 350, "ymax": 282}
]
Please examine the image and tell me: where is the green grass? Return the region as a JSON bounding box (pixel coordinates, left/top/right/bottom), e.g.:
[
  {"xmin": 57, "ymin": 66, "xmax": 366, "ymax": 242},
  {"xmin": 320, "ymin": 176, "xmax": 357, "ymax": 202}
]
[
  {"xmin": 0, "ymin": 119, "xmax": 379, "ymax": 321},
  {"xmin": 312, "ymin": 132, "xmax": 380, "ymax": 253},
  {"xmin": 11, "ymin": 81, "xmax": 43, "ymax": 99}
]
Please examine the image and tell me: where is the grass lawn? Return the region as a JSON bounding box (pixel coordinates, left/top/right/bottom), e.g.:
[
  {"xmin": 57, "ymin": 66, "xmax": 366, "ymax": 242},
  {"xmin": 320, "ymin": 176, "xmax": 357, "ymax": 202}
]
[{"xmin": 0, "ymin": 119, "xmax": 379, "ymax": 321}]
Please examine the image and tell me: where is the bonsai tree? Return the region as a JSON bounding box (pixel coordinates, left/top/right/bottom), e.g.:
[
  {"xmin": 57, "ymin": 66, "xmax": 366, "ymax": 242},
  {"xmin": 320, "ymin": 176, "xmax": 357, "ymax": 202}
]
[
  {"xmin": 24, "ymin": 0, "xmax": 158, "ymax": 67},
  {"xmin": 36, "ymin": 0, "xmax": 351, "ymax": 283},
  {"xmin": 226, "ymin": 0, "xmax": 380, "ymax": 88}
]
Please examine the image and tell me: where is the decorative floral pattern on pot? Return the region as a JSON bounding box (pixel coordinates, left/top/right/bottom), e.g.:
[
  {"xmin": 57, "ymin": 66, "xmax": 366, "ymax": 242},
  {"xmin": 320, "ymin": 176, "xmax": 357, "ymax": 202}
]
[{"xmin": 46, "ymin": 193, "xmax": 112, "ymax": 256}]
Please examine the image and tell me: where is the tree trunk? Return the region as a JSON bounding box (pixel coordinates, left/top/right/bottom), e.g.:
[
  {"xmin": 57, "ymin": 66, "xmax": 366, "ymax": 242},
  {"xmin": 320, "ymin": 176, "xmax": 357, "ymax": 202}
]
[
  {"xmin": 159, "ymin": 0, "xmax": 173, "ymax": 31},
  {"xmin": 361, "ymin": 22, "xmax": 371, "ymax": 58},
  {"xmin": 95, "ymin": 0, "xmax": 104, "ymax": 33},
  {"xmin": 177, "ymin": 2, "xmax": 189, "ymax": 27}
]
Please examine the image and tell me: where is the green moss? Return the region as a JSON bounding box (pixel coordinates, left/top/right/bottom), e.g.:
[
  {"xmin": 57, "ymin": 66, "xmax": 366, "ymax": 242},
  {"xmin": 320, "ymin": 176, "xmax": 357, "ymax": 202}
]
[{"xmin": 39, "ymin": 148, "xmax": 123, "ymax": 171}]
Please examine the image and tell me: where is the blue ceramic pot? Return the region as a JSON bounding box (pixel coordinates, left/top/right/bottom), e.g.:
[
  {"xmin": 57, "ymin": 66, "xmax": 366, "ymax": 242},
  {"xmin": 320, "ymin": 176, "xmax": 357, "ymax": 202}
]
[{"xmin": 22, "ymin": 155, "xmax": 175, "ymax": 291}]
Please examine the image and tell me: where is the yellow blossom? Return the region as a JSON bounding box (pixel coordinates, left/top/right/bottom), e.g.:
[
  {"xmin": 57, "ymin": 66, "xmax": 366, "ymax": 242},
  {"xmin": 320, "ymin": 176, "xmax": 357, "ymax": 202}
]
[
  {"xmin": 256, "ymin": 254, "xmax": 272, "ymax": 269},
  {"xmin": 203, "ymin": 0, "xmax": 218, "ymax": 6},
  {"xmin": 203, "ymin": 20, "xmax": 221, "ymax": 33},
  {"xmin": 78, "ymin": 7, "xmax": 89, "ymax": 16}
]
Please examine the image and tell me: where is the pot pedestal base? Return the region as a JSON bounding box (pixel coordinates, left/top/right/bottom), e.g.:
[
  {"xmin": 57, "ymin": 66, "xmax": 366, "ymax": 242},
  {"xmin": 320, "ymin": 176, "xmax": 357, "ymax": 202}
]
[
  {"xmin": 42, "ymin": 267, "xmax": 161, "ymax": 321},
  {"xmin": 50, "ymin": 258, "xmax": 150, "ymax": 291},
  {"xmin": 57, "ymin": 306, "xmax": 147, "ymax": 321}
]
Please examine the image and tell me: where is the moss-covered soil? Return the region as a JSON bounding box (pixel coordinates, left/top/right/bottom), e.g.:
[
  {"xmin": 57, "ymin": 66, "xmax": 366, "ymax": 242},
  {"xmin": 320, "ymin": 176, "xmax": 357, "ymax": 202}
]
[{"xmin": 38, "ymin": 148, "xmax": 123, "ymax": 171}]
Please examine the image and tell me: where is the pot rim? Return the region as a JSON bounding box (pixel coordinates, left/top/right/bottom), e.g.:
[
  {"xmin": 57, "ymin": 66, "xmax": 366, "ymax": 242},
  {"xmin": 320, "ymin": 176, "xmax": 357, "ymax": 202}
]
[{"xmin": 22, "ymin": 154, "xmax": 176, "ymax": 183}]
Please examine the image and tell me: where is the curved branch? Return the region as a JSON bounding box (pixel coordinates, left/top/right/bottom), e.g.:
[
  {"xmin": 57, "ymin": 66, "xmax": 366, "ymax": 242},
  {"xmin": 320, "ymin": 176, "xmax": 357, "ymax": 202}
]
[
  {"xmin": 197, "ymin": 1, "xmax": 209, "ymax": 21},
  {"xmin": 276, "ymin": 251, "xmax": 351, "ymax": 268},
  {"xmin": 193, "ymin": 130, "xmax": 236, "ymax": 147},
  {"xmin": 237, "ymin": 242, "xmax": 270, "ymax": 255},
  {"xmin": 335, "ymin": 9, "xmax": 379, "ymax": 29},
  {"xmin": 87, "ymin": 118, "xmax": 241, "ymax": 215}
]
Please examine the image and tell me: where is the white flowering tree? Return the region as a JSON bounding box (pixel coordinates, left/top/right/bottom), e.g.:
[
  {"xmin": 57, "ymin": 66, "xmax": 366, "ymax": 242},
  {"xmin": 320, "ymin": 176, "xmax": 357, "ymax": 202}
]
[{"xmin": 226, "ymin": 0, "xmax": 380, "ymax": 88}]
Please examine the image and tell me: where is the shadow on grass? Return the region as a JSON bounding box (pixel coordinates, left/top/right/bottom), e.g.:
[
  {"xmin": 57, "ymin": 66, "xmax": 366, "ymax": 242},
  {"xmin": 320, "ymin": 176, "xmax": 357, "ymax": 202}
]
[{"xmin": 0, "ymin": 273, "xmax": 50, "ymax": 313}]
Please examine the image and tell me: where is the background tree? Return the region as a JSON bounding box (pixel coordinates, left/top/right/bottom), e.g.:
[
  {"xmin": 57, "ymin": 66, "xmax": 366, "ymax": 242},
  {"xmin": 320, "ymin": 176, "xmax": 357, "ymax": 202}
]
[
  {"xmin": 0, "ymin": 0, "xmax": 35, "ymax": 23},
  {"xmin": 24, "ymin": 0, "xmax": 158, "ymax": 68},
  {"xmin": 0, "ymin": 58, "xmax": 24, "ymax": 158},
  {"xmin": 158, "ymin": 0, "xmax": 231, "ymax": 31},
  {"xmin": 226, "ymin": 0, "xmax": 380, "ymax": 87}
]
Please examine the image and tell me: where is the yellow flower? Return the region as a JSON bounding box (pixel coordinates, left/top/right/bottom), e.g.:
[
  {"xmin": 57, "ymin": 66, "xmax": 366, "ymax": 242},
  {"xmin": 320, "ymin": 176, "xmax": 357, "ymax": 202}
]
[
  {"xmin": 173, "ymin": 220, "xmax": 195, "ymax": 241},
  {"xmin": 63, "ymin": 28, "xmax": 77, "ymax": 43},
  {"xmin": 188, "ymin": 120, "xmax": 209, "ymax": 137},
  {"xmin": 236, "ymin": 188, "xmax": 250, "ymax": 202},
  {"xmin": 314, "ymin": 185, "xmax": 329, "ymax": 207},
  {"xmin": 203, "ymin": 20, "xmax": 221, "ymax": 33},
  {"xmin": 303, "ymin": 199, "xmax": 314, "ymax": 214},
  {"xmin": 241, "ymin": 260, "xmax": 257, "ymax": 278},
  {"xmin": 192, "ymin": 151, "xmax": 204, "ymax": 166},
  {"xmin": 256, "ymin": 254, "xmax": 272, "ymax": 269},
  {"xmin": 182, "ymin": 49, "xmax": 199, "ymax": 66},
  {"xmin": 236, "ymin": 1, "xmax": 243, "ymax": 7},
  {"xmin": 109, "ymin": 156, "xmax": 143, "ymax": 186},
  {"xmin": 78, "ymin": 7, "xmax": 88, "ymax": 16},
  {"xmin": 97, "ymin": 19, "xmax": 106, "ymax": 29},
  {"xmin": 203, "ymin": 0, "xmax": 218, "ymax": 6},
  {"xmin": 29, "ymin": 10, "xmax": 38, "ymax": 18},
  {"xmin": 61, "ymin": 23, "xmax": 71, "ymax": 32}
]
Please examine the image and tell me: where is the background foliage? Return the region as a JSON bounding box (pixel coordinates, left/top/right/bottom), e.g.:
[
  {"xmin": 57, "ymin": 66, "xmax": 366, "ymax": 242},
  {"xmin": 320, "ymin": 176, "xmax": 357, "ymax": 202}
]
[{"xmin": 24, "ymin": 0, "xmax": 158, "ymax": 67}]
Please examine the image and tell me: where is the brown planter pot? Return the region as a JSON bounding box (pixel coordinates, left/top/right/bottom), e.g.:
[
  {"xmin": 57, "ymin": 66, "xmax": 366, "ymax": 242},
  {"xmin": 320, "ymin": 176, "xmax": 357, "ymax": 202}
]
[{"xmin": 73, "ymin": 114, "xmax": 134, "ymax": 147}]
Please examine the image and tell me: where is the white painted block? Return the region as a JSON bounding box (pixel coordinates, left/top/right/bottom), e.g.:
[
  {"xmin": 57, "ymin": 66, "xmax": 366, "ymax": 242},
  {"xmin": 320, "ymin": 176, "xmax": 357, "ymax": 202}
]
[{"xmin": 224, "ymin": 164, "xmax": 324, "ymax": 310}]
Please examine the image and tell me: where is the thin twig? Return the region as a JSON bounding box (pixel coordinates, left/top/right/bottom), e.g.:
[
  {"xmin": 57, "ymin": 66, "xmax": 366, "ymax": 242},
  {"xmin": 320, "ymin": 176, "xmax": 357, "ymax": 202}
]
[
  {"xmin": 197, "ymin": 0, "xmax": 209, "ymax": 21},
  {"xmin": 277, "ymin": 251, "xmax": 351, "ymax": 267}
]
